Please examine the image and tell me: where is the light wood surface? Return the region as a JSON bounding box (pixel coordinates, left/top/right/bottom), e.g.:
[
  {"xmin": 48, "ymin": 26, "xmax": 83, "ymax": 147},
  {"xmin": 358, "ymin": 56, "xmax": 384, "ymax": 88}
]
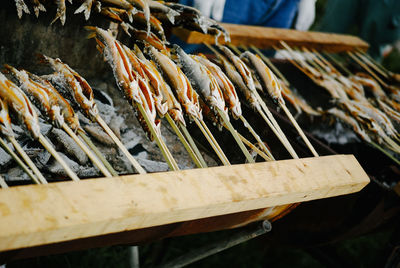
[
  {"xmin": 173, "ymin": 23, "xmax": 369, "ymax": 52},
  {"xmin": 0, "ymin": 155, "xmax": 369, "ymax": 252}
]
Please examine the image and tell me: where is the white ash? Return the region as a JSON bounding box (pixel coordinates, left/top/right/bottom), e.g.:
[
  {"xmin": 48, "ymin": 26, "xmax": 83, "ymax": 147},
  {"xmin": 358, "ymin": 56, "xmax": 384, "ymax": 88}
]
[
  {"xmin": 33, "ymin": 148, "xmax": 51, "ymax": 169},
  {"xmin": 50, "ymin": 128, "xmax": 88, "ymax": 165},
  {"xmin": 137, "ymin": 158, "xmax": 169, "ymax": 173},
  {"xmin": 83, "ymin": 125, "xmax": 116, "ymax": 146},
  {"xmin": 311, "ymin": 121, "xmax": 360, "ymax": 145},
  {"xmin": 3, "ymin": 166, "xmax": 30, "ymax": 182},
  {"xmin": 46, "ymin": 152, "xmax": 100, "ymax": 177},
  {"xmin": 0, "ymin": 146, "xmax": 12, "ymax": 169}
]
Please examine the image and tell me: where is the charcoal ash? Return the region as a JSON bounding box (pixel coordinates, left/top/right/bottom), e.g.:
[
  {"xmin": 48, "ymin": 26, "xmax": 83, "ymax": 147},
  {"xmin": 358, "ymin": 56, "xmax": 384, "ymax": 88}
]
[
  {"xmin": 49, "ymin": 128, "xmax": 88, "ymax": 165},
  {"xmin": 0, "ymin": 145, "xmax": 13, "ymax": 169},
  {"xmin": 46, "ymin": 152, "xmax": 100, "ymax": 178}
]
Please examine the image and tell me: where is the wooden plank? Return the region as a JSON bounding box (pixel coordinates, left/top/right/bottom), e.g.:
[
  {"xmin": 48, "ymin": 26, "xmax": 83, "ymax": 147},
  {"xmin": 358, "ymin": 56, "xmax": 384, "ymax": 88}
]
[
  {"xmin": 173, "ymin": 23, "xmax": 369, "ymax": 52},
  {"xmin": 0, "ymin": 155, "xmax": 369, "ymax": 252}
]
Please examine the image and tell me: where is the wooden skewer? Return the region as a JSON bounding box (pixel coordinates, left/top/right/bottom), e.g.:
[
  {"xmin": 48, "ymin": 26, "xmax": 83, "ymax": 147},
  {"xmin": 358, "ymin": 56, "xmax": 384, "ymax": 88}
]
[
  {"xmin": 179, "ymin": 123, "xmax": 208, "ymax": 168},
  {"xmin": 0, "ymin": 175, "xmax": 8, "ymax": 188},
  {"xmin": 239, "ymin": 115, "xmax": 274, "ymax": 160},
  {"xmin": 38, "ymin": 134, "xmax": 80, "ymax": 181},
  {"xmin": 0, "ymin": 137, "xmax": 39, "ymax": 184},
  {"xmin": 136, "ymin": 103, "xmax": 179, "ymax": 171},
  {"xmin": 95, "ymin": 115, "xmax": 146, "ymax": 174},
  {"xmin": 323, "ymin": 52, "xmax": 353, "ymax": 76},
  {"xmin": 281, "ymin": 104, "xmax": 319, "ymax": 157},
  {"xmin": 233, "ymin": 131, "xmax": 272, "ymax": 161},
  {"xmin": 253, "ymin": 92, "xmax": 299, "ymax": 159},
  {"xmin": 217, "ymin": 109, "xmax": 254, "ymax": 163},
  {"xmin": 193, "ymin": 117, "xmax": 230, "ymax": 166},
  {"xmin": 311, "ymin": 49, "xmax": 341, "ymax": 74},
  {"xmin": 198, "ymin": 118, "xmax": 231, "ymax": 164},
  {"xmin": 165, "ymin": 113, "xmax": 204, "ymax": 168},
  {"xmin": 347, "ymin": 51, "xmax": 389, "ymax": 87},
  {"xmin": 356, "ymin": 52, "xmax": 390, "ymax": 79},
  {"xmin": 255, "ymin": 104, "xmax": 298, "ymax": 159},
  {"xmin": 8, "ymin": 136, "xmax": 47, "ymax": 184},
  {"xmin": 246, "ymin": 45, "xmax": 317, "ymax": 157},
  {"xmin": 77, "ymin": 129, "xmax": 119, "ymax": 176},
  {"xmin": 62, "ymin": 124, "xmax": 112, "ymax": 177},
  {"xmin": 356, "ymin": 49, "xmax": 392, "ymax": 77}
]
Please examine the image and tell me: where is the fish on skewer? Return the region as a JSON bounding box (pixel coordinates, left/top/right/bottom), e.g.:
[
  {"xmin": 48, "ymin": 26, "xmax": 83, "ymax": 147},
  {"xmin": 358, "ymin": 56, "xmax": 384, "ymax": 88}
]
[
  {"xmin": 194, "ymin": 54, "xmax": 242, "ymax": 120},
  {"xmin": 52, "ymin": 0, "xmax": 73, "ymax": 26},
  {"xmin": 40, "ymin": 50, "xmax": 144, "ymax": 173},
  {"xmin": 14, "ymin": 0, "xmax": 30, "ymax": 18},
  {"xmin": 240, "ymin": 49, "xmax": 318, "ymax": 157},
  {"xmin": 127, "ymin": 0, "xmax": 151, "ymax": 34},
  {"xmin": 100, "ymin": 7, "xmax": 134, "ymax": 36},
  {"xmin": 27, "ymin": 72, "xmax": 118, "ymax": 176},
  {"xmin": 209, "ymin": 44, "xmax": 298, "ymax": 159},
  {"xmin": 38, "ymin": 55, "xmax": 99, "ymax": 122},
  {"xmin": 31, "ymin": 0, "xmax": 46, "ymax": 17},
  {"xmin": 4, "ymin": 65, "xmax": 64, "ymax": 128},
  {"xmin": 144, "ymin": 44, "xmax": 230, "ymax": 165},
  {"xmin": 163, "ymin": 2, "xmax": 230, "ymax": 43},
  {"xmin": 86, "ymin": 26, "xmax": 177, "ymax": 171},
  {"xmin": 122, "ymin": 45, "xmax": 168, "ymax": 118},
  {"xmin": 134, "ymin": 45, "xmax": 207, "ymax": 168},
  {"xmin": 75, "ymin": 0, "xmax": 97, "ymax": 20},
  {"xmin": 327, "ymin": 107, "xmax": 372, "ymax": 143},
  {"xmin": 193, "ymin": 53, "xmax": 274, "ymax": 160},
  {"xmin": 0, "ymin": 72, "xmax": 79, "ymax": 181},
  {"xmin": 100, "ymin": 0, "xmax": 137, "ymax": 21},
  {"xmin": 172, "ymin": 45, "xmax": 255, "ymax": 163},
  {"xmin": 0, "ymin": 98, "xmax": 43, "ymax": 184},
  {"xmin": 5, "ymin": 65, "xmax": 112, "ymax": 177},
  {"xmin": 146, "ymin": 0, "xmax": 179, "ymax": 24}
]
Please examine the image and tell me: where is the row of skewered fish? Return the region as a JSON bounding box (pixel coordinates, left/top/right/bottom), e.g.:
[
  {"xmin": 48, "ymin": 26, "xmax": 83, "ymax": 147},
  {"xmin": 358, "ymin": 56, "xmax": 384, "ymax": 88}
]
[
  {"xmin": 13, "ymin": 0, "xmax": 229, "ymax": 44},
  {"xmin": 0, "ymin": 24, "xmax": 323, "ymax": 186},
  {"xmin": 273, "ymin": 43, "xmax": 400, "ymax": 164},
  {"xmin": 2, "ymin": 0, "xmax": 321, "ymax": 188}
]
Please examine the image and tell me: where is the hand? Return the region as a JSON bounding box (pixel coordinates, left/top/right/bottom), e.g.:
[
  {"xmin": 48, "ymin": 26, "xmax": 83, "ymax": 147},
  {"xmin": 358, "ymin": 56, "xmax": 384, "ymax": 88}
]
[
  {"xmin": 295, "ymin": 0, "xmax": 316, "ymax": 31},
  {"xmin": 193, "ymin": 0, "xmax": 226, "ymax": 21}
]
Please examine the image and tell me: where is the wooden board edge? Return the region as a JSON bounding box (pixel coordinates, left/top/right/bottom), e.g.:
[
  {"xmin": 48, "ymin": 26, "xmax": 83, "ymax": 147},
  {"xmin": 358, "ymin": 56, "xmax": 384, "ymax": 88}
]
[
  {"xmin": 0, "ymin": 155, "xmax": 369, "ymax": 252},
  {"xmin": 173, "ymin": 23, "xmax": 369, "ymax": 52}
]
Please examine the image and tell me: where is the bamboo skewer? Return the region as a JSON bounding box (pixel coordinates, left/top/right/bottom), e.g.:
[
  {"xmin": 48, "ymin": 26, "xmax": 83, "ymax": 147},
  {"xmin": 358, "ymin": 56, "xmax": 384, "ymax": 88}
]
[
  {"xmin": 77, "ymin": 129, "xmax": 119, "ymax": 176},
  {"xmin": 62, "ymin": 124, "xmax": 112, "ymax": 177},
  {"xmin": 136, "ymin": 103, "xmax": 179, "ymax": 171},
  {"xmin": 254, "ymin": 92, "xmax": 299, "ymax": 158},
  {"xmin": 179, "ymin": 123, "xmax": 208, "ymax": 168},
  {"xmin": 0, "ymin": 175, "xmax": 8, "ymax": 188},
  {"xmin": 216, "ymin": 109, "xmax": 254, "ymax": 163},
  {"xmin": 255, "ymin": 104, "xmax": 297, "ymax": 158},
  {"xmin": 8, "ymin": 136, "xmax": 47, "ymax": 184},
  {"xmin": 239, "ymin": 115, "xmax": 274, "ymax": 160},
  {"xmin": 251, "ymin": 45, "xmax": 318, "ymax": 157},
  {"xmin": 281, "ymin": 104, "xmax": 319, "ymax": 157},
  {"xmin": 193, "ymin": 117, "xmax": 230, "ymax": 165},
  {"xmin": 95, "ymin": 115, "xmax": 147, "ymax": 174},
  {"xmin": 234, "ymin": 131, "xmax": 272, "ymax": 161},
  {"xmin": 206, "ymin": 43, "xmax": 298, "ymax": 159},
  {"xmin": 355, "ymin": 52, "xmax": 390, "ymax": 79},
  {"xmin": 0, "ymin": 137, "xmax": 40, "ymax": 184},
  {"xmin": 323, "ymin": 52, "xmax": 353, "ymax": 76},
  {"xmin": 347, "ymin": 51, "xmax": 388, "ymax": 87},
  {"xmin": 356, "ymin": 49, "xmax": 392, "ymax": 78},
  {"xmin": 165, "ymin": 113, "xmax": 204, "ymax": 168},
  {"xmin": 38, "ymin": 134, "xmax": 80, "ymax": 181}
]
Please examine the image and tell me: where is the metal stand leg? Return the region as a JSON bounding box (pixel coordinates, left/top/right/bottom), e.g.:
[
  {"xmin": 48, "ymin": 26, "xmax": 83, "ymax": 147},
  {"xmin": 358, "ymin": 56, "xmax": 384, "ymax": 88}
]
[
  {"xmin": 129, "ymin": 246, "xmax": 140, "ymax": 268},
  {"xmin": 159, "ymin": 220, "xmax": 272, "ymax": 268}
]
